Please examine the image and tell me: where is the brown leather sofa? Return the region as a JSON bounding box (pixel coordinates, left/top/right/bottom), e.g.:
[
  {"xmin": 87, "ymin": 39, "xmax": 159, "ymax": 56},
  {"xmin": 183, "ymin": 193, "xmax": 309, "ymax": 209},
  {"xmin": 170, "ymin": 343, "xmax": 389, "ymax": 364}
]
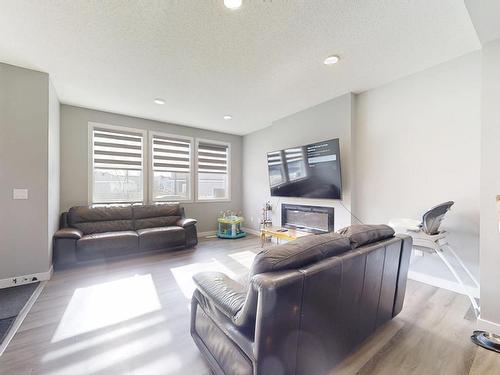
[
  {"xmin": 191, "ymin": 224, "xmax": 412, "ymax": 375},
  {"xmin": 53, "ymin": 203, "xmax": 197, "ymax": 268}
]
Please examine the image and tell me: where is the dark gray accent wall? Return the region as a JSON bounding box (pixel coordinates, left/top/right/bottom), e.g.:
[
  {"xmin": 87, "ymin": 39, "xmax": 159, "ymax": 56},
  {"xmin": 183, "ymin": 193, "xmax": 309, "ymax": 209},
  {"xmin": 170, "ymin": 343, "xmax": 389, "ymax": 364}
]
[{"xmin": 60, "ymin": 105, "xmax": 243, "ymax": 233}]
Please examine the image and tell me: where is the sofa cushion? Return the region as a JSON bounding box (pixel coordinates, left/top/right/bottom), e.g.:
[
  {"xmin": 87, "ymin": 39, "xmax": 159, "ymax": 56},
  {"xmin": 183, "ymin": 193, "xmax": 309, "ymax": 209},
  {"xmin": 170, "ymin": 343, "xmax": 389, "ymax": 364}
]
[
  {"xmin": 133, "ymin": 204, "xmax": 182, "ymax": 230},
  {"xmin": 250, "ymin": 232, "xmax": 351, "ymax": 276},
  {"xmin": 135, "ymin": 216, "xmax": 180, "ymax": 230},
  {"xmin": 137, "ymin": 226, "xmax": 186, "ymax": 250},
  {"xmin": 337, "ymin": 224, "xmax": 395, "ymax": 248},
  {"xmin": 68, "ymin": 206, "xmax": 134, "ymax": 235},
  {"xmin": 76, "ymin": 231, "xmax": 138, "ymax": 260}
]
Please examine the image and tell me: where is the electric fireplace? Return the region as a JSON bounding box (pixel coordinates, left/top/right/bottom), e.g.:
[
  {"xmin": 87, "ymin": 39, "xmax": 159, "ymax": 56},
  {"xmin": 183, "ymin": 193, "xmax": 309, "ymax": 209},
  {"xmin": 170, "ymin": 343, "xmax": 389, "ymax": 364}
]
[{"xmin": 281, "ymin": 203, "xmax": 334, "ymax": 233}]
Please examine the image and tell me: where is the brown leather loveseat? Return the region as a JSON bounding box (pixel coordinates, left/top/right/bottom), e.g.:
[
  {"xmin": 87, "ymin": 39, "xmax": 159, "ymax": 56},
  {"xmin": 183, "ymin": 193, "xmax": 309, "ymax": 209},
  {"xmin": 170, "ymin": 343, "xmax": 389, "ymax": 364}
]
[
  {"xmin": 191, "ymin": 224, "xmax": 412, "ymax": 375},
  {"xmin": 53, "ymin": 203, "xmax": 197, "ymax": 268}
]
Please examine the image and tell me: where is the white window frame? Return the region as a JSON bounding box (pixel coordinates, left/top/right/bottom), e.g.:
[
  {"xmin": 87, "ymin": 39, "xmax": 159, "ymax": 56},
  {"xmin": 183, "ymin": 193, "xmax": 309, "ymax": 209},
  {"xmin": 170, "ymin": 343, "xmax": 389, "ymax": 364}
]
[
  {"xmin": 195, "ymin": 138, "xmax": 231, "ymax": 202},
  {"xmin": 88, "ymin": 122, "xmax": 147, "ymax": 205},
  {"xmin": 149, "ymin": 131, "xmax": 194, "ymax": 203}
]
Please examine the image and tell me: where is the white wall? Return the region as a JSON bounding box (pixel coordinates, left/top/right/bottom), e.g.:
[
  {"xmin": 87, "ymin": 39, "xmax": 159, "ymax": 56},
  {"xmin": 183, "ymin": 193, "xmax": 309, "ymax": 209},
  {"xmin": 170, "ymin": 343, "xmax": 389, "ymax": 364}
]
[
  {"xmin": 242, "ymin": 94, "xmax": 354, "ymax": 231},
  {"xmin": 60, "ymin": 105, "xmax": 243, "ymax": 233},
  {"xmin": 353, "ymin": 52, "xmax": 481, "ymax": 284},
  {"xmin": 0, "ymin": 63, "xmax": 55, "ymax": 280},
  {"xmin": 479, "ymin": 38, "xmax": 500, "ymax": 334}
]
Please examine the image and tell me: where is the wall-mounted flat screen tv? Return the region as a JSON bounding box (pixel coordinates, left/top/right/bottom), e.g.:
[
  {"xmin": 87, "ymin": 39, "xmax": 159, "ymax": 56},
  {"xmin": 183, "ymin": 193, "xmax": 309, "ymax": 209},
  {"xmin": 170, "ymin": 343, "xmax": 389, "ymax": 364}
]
[{"xmin": 267, "ymin": 138, "xmax": 342, "ymax": 199}]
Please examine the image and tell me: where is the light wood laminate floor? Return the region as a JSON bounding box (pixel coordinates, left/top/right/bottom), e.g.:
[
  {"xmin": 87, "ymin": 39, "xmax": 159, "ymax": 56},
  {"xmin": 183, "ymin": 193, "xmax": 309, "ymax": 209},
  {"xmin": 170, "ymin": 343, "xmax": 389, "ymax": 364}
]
[{"xmin": 0, "ymin": 235, "xmax": 499, "ymax": 375}]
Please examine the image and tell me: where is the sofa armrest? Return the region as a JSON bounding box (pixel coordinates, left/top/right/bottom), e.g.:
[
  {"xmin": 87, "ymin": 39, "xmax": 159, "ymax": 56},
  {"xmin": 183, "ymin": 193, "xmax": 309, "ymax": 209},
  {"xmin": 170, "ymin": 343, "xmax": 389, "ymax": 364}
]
[
  {"xmin": 177, "ymin": 217, "xmax": 197, "ymax": 228},
  {"xmin": 251, "ymin": 269, "xmax": 304, "ymax": 373},
  {"xmin": 193, "ymin": 272, "xmax": 247, "ymax": 319},
  {"xmin": 54, "ymin": 227, "xmax": 83, "ymax": 240}
]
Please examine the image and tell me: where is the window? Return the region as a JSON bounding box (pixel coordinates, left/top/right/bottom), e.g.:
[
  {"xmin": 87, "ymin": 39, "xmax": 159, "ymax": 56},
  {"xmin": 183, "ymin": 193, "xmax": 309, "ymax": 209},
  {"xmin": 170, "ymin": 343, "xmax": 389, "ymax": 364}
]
[
  {"xmin": 197, "ymin": 140, "xmax": 230, "ymax": 200},
  {"xmin": 151, "ymin": 133, "xmax": 192, "ymax": 201},
  {"xmin": 90, "ymin": 125, "xmax": 145, "ymax": 204},
  {"xmin": 88, "ymin": 123, "xmax": 232, "ymax": 204}
]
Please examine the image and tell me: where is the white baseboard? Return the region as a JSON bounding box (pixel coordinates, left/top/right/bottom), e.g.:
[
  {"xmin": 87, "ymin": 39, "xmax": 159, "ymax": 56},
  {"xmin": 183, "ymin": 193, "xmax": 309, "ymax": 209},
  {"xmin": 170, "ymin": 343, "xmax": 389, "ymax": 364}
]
[
  {"xmin": 199, "ymin": 228, "xmax": 260, "ymax": 238},
  {"xmin": 0, "ymin": 266, "xmax": 53, "ymax": 290},
  {"xmin": 477, "ymin": 317, "xmax": 500, "ymax": 336},
  {"xmin": 407, "ymin": 270, "xmax": 480, "ymax": 298},
  {"xmin": 0, "ymin": 280, "xmax": 46, "ymax": 356}
]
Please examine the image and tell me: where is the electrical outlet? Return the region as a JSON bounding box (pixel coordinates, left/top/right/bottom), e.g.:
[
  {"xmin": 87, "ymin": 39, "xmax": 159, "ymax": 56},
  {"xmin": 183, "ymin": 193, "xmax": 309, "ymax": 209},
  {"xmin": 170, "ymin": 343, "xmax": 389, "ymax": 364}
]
[{"xmin": 10, "ymin": 276, "xmax": 38, "ymax": 287}]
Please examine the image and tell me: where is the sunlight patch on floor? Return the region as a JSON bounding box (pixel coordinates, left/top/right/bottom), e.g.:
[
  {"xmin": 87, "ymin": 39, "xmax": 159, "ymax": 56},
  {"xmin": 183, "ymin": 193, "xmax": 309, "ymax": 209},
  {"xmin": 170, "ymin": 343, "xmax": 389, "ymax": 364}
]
[
  {"xmin": 43, "ymin": 314, "xmax": 165, "ymax": 362},
  {"xmin": 170, "ymin": 259, "xmax": 237, "ymax": 299},
  {"xmin": 228, "ymin": 250, "xmax": 257, "ymax": 269},
  {"xmin": 132, "ymin": 354, "xmax": 183, "ymax": 374},
  {"xmin": 51, "ymin": 274, "xmax": 161, "ymax": 342},
  {"xmin": 44, "ymin": 329, "xmax": 172, "ymax": 375}
]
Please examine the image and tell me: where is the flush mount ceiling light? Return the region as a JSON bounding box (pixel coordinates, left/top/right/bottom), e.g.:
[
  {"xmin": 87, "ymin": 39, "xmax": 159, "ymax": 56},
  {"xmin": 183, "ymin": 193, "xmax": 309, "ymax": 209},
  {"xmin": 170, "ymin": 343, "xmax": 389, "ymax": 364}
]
[
  {"xmin": 153, "ymin": 98, "xmax": 166, "ymax": 105},
  {"xmin": 223, "ymin": 115, "xmax": 233, "ymax": 120},
  {"xmin": 224, "ymin": 0, "xmax": 242, "ymax": 10},
  {"xmin": 323, "ymin": 55, "xmax": 340, "ymax": 65}
]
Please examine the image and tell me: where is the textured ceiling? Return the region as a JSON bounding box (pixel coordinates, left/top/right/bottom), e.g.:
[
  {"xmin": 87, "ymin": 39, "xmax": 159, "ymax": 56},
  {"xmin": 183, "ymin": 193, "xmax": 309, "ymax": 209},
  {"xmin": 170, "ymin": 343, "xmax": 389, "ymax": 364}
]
[{"xmin": 0, "ymin": 0, "xmax": 480, "ymax": 135}]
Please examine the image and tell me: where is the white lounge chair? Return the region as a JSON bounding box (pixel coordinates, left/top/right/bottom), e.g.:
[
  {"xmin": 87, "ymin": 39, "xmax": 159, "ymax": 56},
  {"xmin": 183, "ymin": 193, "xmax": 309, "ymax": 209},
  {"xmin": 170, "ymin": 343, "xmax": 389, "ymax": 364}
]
[{"xmin": 389, "ymin": 201, "xmax": 480, "ymax": 317}]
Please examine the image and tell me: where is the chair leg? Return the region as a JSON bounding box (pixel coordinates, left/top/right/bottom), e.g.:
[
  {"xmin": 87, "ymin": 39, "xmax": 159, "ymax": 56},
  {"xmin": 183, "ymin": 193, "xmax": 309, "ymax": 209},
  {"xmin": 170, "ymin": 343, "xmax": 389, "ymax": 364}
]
[
  {"xmin": 434, "ymin": 246, "xmax": 480, "ymax": 317},
  {"xmin": 442, "ymin": 244, "xmax": 480, "ymax": 288}
]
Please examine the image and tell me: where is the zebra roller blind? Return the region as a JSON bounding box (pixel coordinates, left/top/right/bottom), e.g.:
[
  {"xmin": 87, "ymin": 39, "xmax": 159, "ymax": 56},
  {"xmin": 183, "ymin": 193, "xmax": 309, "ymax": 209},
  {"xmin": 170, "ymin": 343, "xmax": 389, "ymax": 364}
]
[
  {"xmin": 152, "ymin": 134, "xmax": 192, "ymax": 201},
  {"xmin": 197, "ymin": 141, "xmax": 229, "ymax": 199},
  {"xmin": 152, "ymin": 135, "xmax": 191, "ymax": 173},
  {"xmin": 197, "ymin": 142, "xmax": 228, "ymax": 174},
  {"xmin": 92, "ymin": 127, "xmax": 144, "ymax": 203}
]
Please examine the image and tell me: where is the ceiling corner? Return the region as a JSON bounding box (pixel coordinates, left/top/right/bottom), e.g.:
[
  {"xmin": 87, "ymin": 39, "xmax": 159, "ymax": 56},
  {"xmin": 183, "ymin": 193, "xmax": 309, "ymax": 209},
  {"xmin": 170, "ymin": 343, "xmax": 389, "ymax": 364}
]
[{"xmin": 465, "ymin": 0, "xmax": 500, "ymax": 45}]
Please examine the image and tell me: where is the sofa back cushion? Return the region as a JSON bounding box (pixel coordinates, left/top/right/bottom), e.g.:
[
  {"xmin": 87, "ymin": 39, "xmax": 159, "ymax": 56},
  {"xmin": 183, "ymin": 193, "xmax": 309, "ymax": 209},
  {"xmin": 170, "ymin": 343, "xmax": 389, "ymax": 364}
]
[
  {"xmin": 132, "ymin": 204, "xmax": 182, "ymax": 230},
  {"xmin": 337, "ymin": 224, "xmax": 395, "ymax": 249},
  {"xmin": 250, "ymin": 232, "xmax": 351, "ymax": 276},
  {"xmin": 68, "ymin": 206, "xmax": 134, "ymax": 235}
]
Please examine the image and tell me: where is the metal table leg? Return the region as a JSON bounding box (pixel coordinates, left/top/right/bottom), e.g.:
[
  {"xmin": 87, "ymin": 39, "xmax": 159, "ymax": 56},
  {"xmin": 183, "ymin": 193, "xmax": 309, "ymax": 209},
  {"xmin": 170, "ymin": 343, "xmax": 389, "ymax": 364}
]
[{"xmin": 434, "ymin": 246, "xmax": 480, "ymax": 317}]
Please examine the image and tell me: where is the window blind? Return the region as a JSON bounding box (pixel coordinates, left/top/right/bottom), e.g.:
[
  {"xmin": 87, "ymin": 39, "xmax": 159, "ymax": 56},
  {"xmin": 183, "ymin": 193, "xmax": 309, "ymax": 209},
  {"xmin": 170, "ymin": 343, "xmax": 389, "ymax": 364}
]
[
  {"xmin": 197, "ymin": 142, "xmax": 228, "ymax": 174},
  {"xmin": 152, "ymin": 135, "xmax": 191, "ymax": 173},
  {"xmin": 92, "ymin": 127, "xmax": 144, "ymax": 204},
  {"xmin": 93, "ymin": 128, "xmax": 143, "ymax": 170}
]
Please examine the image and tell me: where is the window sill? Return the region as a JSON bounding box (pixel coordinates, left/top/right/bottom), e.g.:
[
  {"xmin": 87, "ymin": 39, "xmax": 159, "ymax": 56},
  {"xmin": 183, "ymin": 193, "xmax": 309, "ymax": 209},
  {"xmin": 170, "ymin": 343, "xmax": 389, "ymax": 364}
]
[
  {"xmin": 91, "ymin": 202, "xmax": 144, "ymax": 206},
  {"xmin": 196, "ymin": 198, "xmax": 232, "ymax": 203},
  {"xmin": 153, "ymin": 199, "xmax": 194, "ymax": 204}
]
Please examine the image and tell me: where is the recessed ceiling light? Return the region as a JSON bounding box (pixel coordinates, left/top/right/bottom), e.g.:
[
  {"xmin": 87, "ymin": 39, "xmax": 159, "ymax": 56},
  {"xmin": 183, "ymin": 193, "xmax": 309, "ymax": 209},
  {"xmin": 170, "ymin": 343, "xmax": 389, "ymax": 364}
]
[
  {"xmin": 224, "ymin": 0, "xmax": 242, "ymax": 10},
  {"xmin": 323, "ymin": 55, "xmax": 340, "ymax": 65},
  {"xmin": 153, "ymin": 98, "xmax": 165, "ymax": 105},
  {"xmin": 223, "ymin": 115, "xmax": 233, "ymax": 120}
]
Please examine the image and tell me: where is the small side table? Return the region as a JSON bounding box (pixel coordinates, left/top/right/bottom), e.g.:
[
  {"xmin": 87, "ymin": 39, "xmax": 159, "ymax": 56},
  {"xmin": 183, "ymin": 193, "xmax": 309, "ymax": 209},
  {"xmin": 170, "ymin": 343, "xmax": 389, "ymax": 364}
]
[{"xmin": 260, "ymin": 226, "xmax": 312, "ymax": 247}]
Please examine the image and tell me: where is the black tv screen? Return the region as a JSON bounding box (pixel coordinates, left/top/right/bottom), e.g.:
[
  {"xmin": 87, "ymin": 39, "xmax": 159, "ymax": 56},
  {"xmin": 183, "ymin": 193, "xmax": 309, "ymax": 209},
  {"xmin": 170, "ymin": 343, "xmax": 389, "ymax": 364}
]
[{"xmin": 267, "ymin": 138, "xmax": 342, "ymax": 199}]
